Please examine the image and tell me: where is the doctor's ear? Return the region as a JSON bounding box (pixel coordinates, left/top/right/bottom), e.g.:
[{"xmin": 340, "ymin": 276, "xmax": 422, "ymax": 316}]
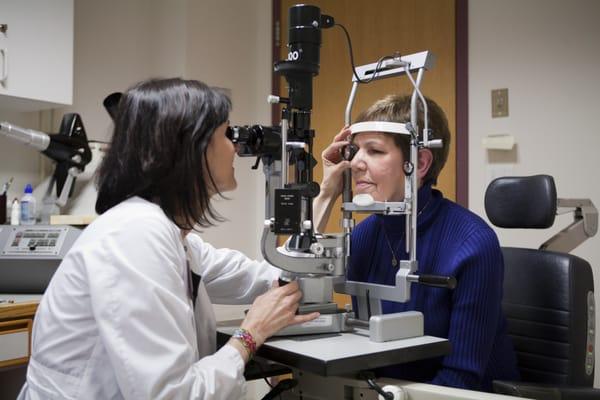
[{"xmin": 417, "ymin": 148, "xmax": 433, "ymax": 182}]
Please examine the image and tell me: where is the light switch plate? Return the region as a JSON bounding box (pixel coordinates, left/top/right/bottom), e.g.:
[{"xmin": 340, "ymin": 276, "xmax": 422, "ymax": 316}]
[{"xmin": 492, "ymin": 88, "xmax": 509, "ymax": 118}]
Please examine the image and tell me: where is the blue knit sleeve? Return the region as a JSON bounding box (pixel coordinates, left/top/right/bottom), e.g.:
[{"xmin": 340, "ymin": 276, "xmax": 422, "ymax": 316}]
[{"xmin": 430, "ymin": 226, "xmax": 504, "ymax": 389}]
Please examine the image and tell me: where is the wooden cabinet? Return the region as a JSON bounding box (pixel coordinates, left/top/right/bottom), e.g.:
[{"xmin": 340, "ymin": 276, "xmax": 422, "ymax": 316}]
[
  {"xmin": 0, "ymin": 0, "xmax": 74, "ymax": 111},
  {"xmin": 0, "ymin": 301, "xmax": 37, "ymax": 368},
  {"xmin": 0, "ymin": 301, "xmax": 38, "ymax": 397},
  {"xmin": 0, "ymin": 319, "xmax": 31, "ymax": 368}
]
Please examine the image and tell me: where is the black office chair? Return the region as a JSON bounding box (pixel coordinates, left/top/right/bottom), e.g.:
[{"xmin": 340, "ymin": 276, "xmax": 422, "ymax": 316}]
[{"xmin": 485, "ymin": 175, "xmax": 600, "ymax": 399}]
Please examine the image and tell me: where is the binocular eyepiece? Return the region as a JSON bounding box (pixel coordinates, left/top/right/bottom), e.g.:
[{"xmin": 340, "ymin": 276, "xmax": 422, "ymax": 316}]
[{"xmin": 226, "ymin": 125, "xmax": 281, "ymax": 158}]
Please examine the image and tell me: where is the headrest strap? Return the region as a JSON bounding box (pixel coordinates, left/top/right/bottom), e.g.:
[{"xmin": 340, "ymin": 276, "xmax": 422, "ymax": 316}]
[{"xmin": 349, "ymin": 121, "xmax": 411, "ymax": 136}]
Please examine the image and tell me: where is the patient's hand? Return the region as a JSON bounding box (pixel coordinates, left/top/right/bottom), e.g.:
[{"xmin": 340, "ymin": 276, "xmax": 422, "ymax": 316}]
[{"xmin": 320, "ymin": 126, "xmax": 352, "ymax": 198}]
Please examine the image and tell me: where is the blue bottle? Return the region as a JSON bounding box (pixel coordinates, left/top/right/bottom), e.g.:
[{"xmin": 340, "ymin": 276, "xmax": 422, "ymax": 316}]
[{"xmin": 20, "ymin": 184, "xmax": 37, "ymax": 225}]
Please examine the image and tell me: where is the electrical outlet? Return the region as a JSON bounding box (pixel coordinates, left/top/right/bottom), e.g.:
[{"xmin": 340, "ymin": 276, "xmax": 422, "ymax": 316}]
[{"xmin": 492, "ymin": 88, "xmax": 509, "ymax": 118}]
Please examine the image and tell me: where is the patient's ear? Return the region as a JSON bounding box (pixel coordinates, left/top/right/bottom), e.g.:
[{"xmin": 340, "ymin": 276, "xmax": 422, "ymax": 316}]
[{"xmin": 417, "ymin": 148, "xmax": 433, "ymax": 183}]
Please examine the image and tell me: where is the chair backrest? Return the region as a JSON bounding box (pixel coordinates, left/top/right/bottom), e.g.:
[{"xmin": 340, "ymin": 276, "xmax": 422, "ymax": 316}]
[
  {"xmin": 485, "ymin": 175, "xmax": 595, "ymax": 386},
  {"xmin": 502, "ymin": 247, "xmax": 594, "ymax": 386}
]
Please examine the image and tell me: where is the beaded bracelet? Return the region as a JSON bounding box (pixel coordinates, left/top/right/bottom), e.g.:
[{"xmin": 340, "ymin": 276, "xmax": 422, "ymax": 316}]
[{"xmin": 232, "ymin": 328, "xmax": 257, "ymax": 358}]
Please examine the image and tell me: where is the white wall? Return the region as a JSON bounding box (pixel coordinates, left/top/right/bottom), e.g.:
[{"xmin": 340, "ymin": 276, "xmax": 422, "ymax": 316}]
[
  {"xmin": 59, "ymin": 0, "xmax": 188, "ymax": 141},
  {"xmin": 183, "ymin": 0, "xmax": 272, "ymax": 345},
  {"xmin": 185, "ymin": 0, "xmax": 272, "ymax": 261},
  {"xmin": 0, "ymin": 2, "xmax": 271, "ymax": 397},
  {"xmin": 0, "ymin": 0, "xmax": 189, "ymax": 215},
  {"xmin": 469, "ymin": 0, "xmax": 600, "ymax": 386}
]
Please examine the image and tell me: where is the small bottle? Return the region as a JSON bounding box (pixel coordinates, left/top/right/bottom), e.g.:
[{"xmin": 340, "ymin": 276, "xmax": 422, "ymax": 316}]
[
  {"xmin": 11, "ymin": 198, "xmax": 20, "ymax": 225},
  {"xmin": 20, "ymin": 184, "xmax": 36, "ymax": 225}
]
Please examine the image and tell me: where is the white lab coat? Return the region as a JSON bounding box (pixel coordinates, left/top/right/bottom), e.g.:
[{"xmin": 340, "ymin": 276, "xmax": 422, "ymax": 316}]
[{"xmin": 18, "ymin": 197, "xmax": 279, "ymax": 400}]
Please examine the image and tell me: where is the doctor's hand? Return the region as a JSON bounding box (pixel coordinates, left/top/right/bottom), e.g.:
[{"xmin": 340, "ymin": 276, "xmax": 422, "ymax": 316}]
[
  {"xmin": 319, "ymin": 126, "xmax": 352, "ymax": 199},
  {"xmin": 240, "ymin": 280, "xmax": 319, "ymax": 348}
]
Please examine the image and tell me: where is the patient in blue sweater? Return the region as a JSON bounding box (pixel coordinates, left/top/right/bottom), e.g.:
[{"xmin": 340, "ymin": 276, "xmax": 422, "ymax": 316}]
[{"xmin": 312, "ymin": 94, "xmax": 520, "ymax": 391}]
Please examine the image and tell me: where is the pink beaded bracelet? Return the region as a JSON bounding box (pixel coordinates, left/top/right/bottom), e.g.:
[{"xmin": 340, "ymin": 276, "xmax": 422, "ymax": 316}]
[{"xmin": 232, "ymin": 328, "xmax": 257, "ymax": 357}]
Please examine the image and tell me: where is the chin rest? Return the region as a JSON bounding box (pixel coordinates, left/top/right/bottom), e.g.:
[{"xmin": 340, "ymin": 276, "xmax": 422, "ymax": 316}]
[{"xmin": 486, "ymin": 175, "xmax": 600, "ymax": 400}]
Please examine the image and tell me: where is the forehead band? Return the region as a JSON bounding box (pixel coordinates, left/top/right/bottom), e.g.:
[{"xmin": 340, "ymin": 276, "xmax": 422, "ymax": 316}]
[{"xmin": 349, "ymin": 121, "xmax": 411, "ymax": 136}]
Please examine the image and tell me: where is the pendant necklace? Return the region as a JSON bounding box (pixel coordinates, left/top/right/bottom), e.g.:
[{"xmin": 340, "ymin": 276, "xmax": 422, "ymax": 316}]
[{"xmin": 380, "ymin": 197, "xmax": 432, "ymax": 267}]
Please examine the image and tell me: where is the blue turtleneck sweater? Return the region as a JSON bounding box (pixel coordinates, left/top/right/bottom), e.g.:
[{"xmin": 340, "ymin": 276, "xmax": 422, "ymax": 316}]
[{"xmin": 348, "ymin": 184, "xmax": 520, "ymax": 391}]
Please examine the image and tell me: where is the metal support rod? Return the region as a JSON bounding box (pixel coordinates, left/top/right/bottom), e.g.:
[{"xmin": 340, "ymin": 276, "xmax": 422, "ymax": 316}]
[
  {"xmin": 540, "ymin": 198, "xmax": 598, "ymax": 253},
  {"xmin": 342, "ymin": 81, "xmax": 360, "ymax": 257},
  {"xmin": 345, "ymin": 82, "xmax": 359, "ymax": 126},
  {"xmin": 281, "ymin": 117, "xmax": 289, "ymax": 188},
  {"xmin": 406, "ymin": 68, "xmax": 424, "ymax": 260},
  {"xmin": 344, "ymin": 82, "xmax": 358, "ymax": 209},
  {"xmin": 263, "ymin": 160, "xmax": 282, "ymax": 219},
  {"xmin": 345, "ymin": 317, "xmax": 369, "ymax": 328}
]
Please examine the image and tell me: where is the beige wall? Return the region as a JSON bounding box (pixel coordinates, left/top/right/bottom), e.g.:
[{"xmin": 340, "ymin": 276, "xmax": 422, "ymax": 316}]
[{"xmin": 469, "ymin": 0, "xmax": 600, "ymax": 386}]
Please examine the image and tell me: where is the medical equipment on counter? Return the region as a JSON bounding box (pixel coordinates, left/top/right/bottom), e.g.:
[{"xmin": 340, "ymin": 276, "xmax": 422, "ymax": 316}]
[
  {"xmin": 0, "ymin": 224, "xmax": 81, "ymax": 293},
  {"xmin": 227, "ymin": 4, "xmax": 455, "ymax": 342},
  {"xmin": 32, "ymin": 142, "xmax": 105, "ymax": 221},
  {"xmin": 10, "ymin": 198, "xmax": 19, "ymax": 226},
  {"xmin": 0, "ymin": 109, "xmax": 108, "ymax": 294},
  {"xmin": 0, "ymin": 113, "xmax": 92, "ymax": 222},
  {"xmin": 1, "ymin": 177, "xmax": 13, "ymax": 196},
  {"xmin": 20, "ymin": 184, "xmax": 36, "ymax": 225}
]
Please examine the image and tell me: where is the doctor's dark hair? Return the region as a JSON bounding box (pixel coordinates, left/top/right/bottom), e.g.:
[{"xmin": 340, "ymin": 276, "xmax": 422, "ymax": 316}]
[
  {"xmin": 95, "ymin": 78, "xmax": 231, "ymax": 230},
  {"xmin": 354, "ymin": 94, "xmax": 451, "ymax": 185}
]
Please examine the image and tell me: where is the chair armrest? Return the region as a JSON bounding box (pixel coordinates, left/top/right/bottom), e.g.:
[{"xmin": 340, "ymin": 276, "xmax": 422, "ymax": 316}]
[
  {"xmin": 493, "ymin": 380, "xmax": 600, "ymax": 400},
  {"xmin": 559, "ymin": 387, "xmax": 600, "ymax": 400}
]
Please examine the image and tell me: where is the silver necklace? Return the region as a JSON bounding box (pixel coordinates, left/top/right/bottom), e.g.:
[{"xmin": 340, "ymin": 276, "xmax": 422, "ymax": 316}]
[{"xmin": 380, "ymin": 197, "xmax": 432, "ymax": 267}]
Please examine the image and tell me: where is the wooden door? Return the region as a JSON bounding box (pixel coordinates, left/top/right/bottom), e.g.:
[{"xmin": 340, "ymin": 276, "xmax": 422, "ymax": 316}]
[{"xmin": 276, "ymin": 0, "xmax": 457, "ymax": 307}]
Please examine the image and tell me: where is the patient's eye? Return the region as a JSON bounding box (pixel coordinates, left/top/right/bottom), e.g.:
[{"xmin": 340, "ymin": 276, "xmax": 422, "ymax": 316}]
[{"xmin": 368, "ymin": 148, "xmax": 385, "ymax": 155}]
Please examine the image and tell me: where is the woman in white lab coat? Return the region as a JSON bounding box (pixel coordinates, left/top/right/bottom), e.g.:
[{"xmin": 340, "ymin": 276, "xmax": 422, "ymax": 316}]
[{"xmin": 18, "ymin": 78, "xmax": 318, "ymax": 400}]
